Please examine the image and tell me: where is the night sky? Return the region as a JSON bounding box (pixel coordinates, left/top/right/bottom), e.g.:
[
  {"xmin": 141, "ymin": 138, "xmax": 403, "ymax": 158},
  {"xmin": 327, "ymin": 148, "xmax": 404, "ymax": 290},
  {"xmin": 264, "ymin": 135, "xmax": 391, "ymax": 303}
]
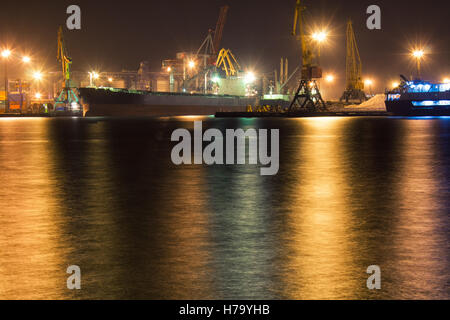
[{"xmin": 0, "ymin": 0, "xmax": 449, "ymax": 94}]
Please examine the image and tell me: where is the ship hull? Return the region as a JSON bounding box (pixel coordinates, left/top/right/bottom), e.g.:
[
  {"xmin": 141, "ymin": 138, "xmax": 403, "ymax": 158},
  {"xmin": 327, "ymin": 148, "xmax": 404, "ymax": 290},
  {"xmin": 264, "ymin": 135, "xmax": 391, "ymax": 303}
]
[
  {"xmin": 385, "ymin": 89, "xmax": 450, "ymax": 116},
  {"xmin": 79, "ymin": 87, "xmax": 256, "ymax": 117},
  {"xmin": 385, "ymin": 100, "xmax": 450, "ymax": 116}
]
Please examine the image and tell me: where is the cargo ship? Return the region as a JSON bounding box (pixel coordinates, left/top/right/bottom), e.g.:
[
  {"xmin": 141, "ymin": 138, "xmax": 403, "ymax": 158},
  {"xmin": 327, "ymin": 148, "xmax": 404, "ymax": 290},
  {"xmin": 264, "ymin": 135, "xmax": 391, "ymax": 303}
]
[
  {"xmin": 78, "ymin": 87, "xmax": 258, "ymax": 117},
  {"xmin": 386, "ymin": 77, "xmax": 450, "ymax": 116}
]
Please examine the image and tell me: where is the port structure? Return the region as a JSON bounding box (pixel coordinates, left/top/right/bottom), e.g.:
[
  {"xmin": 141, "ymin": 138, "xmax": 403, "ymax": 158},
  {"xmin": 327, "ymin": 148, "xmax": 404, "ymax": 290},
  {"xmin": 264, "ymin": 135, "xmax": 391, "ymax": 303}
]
[
  {"xmin": 340, "ymin": 20, "xmax": 366, "ymax": 103},
  {"xmin": 54, "ymin": 26, "xmax": 80, "ymax": 114},
  {"xmin": 289, "ymin": 0, "xmax": 326, "ymax": 112},
  {"xmin": 196, "ymin": 5, "xmax": 229, "ymax": 67},
  {"xmin": 183, "ymin": 5, "xmax": 232, "ymax": 92},
  {"xmin": 216, "ymin": 49, "xmax": 241, "ymax": 77}
]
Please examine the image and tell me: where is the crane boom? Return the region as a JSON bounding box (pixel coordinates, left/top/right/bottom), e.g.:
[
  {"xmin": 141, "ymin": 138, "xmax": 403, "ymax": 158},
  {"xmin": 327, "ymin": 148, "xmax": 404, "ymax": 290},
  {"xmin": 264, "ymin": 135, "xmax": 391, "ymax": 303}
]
[
  {"xmin": 289, "ymin": 0, "xmax": 325, "ymax": 112},
  {"xmin": 340, "ymin": 20, "xmax": 366, "ymax": 103},
  {"xmin": 57, "ymin": 26, "xmax": 73, "ymax": 86},
  {"xmin": 213, "ymin": 5, "xmax": 230, "ymax": 55},
  {"xmin": 292, "ymin": 0, "xmax": 314, "ymax": 70},
  {"xmin": 216, "ymin": 49, "xmax": 241, "ymax": 77},
  {"xmin": 345, "ymin": 20, "xmax": 363, "ymax": 91},
  {"xmin": 55, "ymin": 26, "xmax": 80, "ymax": 114}
]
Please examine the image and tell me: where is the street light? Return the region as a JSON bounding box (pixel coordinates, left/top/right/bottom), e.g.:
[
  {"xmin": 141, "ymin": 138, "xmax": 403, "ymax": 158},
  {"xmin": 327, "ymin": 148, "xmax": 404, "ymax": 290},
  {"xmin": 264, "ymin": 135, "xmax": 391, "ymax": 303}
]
[
  {"xmin": 412, "ymin": 49, "xmax": 425, "ymax": 79},
  {"xmin": 22, "ymin": 56, "xmax": 31, "ymax": 63},
  {"xmin": 2, "ymin": 49, "xmax": 12, "ymax": 112},
  {"xmin": 312, "ymin": 31, "xmax": 328, "ymax": 43},
  {"xmin": 244, "ymin": 71, "xmax": 256, "ymax": 84},
  {"xmin": 325, "ymin": 74, "xmax": 335, "ymax": 83},
  {"xmin": 312, "ymin": 30, "xmax": 328, "ymax": 60},
  {"xmin": 188, "ymin": 60, "xmax": 196, "ymax": 69},
  {"xmin": 365, "ymin": 79, "xmax": 374, "ymax": 95},
  {"xmin": 33, "ymin": 71, "xmax": 43, "ymax": 81},
  {"xmin": 392, "ymin": 81, "xmax": 400, "ymax": 89},
  {"xmin": 89, "ymin": 71, "xmax": 100, "ymax": 87},
  {"xmin": 1, "ymin": 49, "xmax": 11, "ymax": 58}
]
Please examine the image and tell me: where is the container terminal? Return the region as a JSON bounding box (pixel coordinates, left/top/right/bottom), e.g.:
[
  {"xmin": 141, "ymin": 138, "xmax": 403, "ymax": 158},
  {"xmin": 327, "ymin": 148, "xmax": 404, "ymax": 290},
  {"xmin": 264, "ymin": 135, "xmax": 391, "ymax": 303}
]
[{"xmin": 0, "ymin": 1, "xmax": 448, "ymax": 118}]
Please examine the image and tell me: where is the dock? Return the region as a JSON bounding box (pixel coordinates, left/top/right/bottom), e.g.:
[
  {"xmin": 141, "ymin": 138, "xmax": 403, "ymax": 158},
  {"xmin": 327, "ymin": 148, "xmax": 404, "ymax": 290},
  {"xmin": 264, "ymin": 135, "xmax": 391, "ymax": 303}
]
[{"xmin": 215, "ymin": 111, "xmax": 392, "ymax": 118}]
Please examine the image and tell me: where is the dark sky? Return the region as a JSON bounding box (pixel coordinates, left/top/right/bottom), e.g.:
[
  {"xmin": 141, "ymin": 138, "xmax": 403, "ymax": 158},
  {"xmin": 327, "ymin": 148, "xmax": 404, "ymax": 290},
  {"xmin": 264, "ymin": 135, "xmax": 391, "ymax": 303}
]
[{"xmin": 0, "ymin": 0, "xmax": 449, "ymax": 94}]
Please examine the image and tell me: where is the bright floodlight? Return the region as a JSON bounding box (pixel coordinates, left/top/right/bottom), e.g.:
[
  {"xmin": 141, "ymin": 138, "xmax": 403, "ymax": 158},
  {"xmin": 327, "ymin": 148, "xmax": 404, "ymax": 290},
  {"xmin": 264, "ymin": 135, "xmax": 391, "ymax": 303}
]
[
  {"xmin": 392, "ymin": 81, "xmax": 400, "ymax": 88},
  {"xmin": 244, "ymin": 72, "xmax": 256, "ymax": 84},
  {"xmin": 412, "ymin": 50, "xmax": 424, "ymax": 59},
  {"xmin": 33, "ymin": 71, "xmax": 43, "ymax": 81},
  {"xmin": 167, "ymin": 67, "xmax": 172, "ymax": 72},
  {"xmin": 22, "ymin": 56, "xmax": 31, "ymax": 63},
  {"xmin": 443, "ymin": 78, "xmax": 450, "ymax": 84},
  {"xmin": 312, "ymin": 31, "xmax": 328, "ymax": 43},
  {"xmin": 188, "ymin": 60, "xmax": 196, "ymax": 69},
  {"xmin": 365, "ymin": 79, "xmax": 373, "ymax": 86},
  {"xmin": 34, "ymin": 92, "xmax": 42, "ymax": 99},
  {"xmin": 325, "ymin": 74, "xmax": 335, "ymax": 83},
  {"xmin": 1, "ymin": 49, "xmax": 11, "ymax": 58},
  {"xmin": 108, "ymin": 77, "xmax": 113, "ymax": 82}
]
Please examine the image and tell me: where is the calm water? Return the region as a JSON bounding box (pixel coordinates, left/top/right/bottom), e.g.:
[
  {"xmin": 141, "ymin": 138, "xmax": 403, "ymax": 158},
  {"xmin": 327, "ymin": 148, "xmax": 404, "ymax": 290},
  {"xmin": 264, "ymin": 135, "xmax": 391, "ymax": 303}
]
[{"xmin": 0, "ymin": 116, "xmax": 449, "ymax": 300}]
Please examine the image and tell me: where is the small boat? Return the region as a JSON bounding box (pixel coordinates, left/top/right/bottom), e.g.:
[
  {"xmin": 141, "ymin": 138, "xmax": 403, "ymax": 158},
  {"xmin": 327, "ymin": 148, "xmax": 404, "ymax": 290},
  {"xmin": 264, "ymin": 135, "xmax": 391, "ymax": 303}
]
[{"xmin": 385, "ymin": 76, "xmax": 450, "ymax": 116}]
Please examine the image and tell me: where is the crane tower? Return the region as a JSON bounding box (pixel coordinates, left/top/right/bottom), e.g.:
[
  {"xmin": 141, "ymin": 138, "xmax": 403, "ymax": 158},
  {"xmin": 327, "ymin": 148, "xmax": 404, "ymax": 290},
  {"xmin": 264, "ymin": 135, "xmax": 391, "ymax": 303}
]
[
  {"xmin": 289, "ymin": 0, "xmax": 326, "ymax": 112},
  {"xmin": 340, "ymin": 20, "xmax": 366, "ymax": 103},
  {"xmin": 54, "ymin": 26, "xmax": 81, "ymax": 114}
]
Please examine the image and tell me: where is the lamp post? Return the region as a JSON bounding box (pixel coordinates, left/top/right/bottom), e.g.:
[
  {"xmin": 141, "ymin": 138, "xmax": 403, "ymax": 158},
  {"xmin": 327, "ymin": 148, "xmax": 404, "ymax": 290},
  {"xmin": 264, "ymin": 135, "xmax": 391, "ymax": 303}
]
[
  {"xmin": 19, "ymin": 56, "xmax": 31, "ymax": 111},
  {"xmin": 2, "ymin": 50, "xmax": 11, "ymax": 112},
  {"xmin": 32, "ymin": 71, "xmax": 43, "ymax": 95},
  {"xmin": 312, "ymin": 31, "xmax": 328, "ymax": 64},
  {"xmin": 412, "ymin": 50, "xmax": 424, "ymax": 79},
  {"xmin": 365, "ymin": 79, "xmax": 373, "ymax": 96},
  {"xmin": 204, "ymin": 69, "xmax": 211, "ymax": 94},
  {"xmin": 325, "ymin": 74, "xmax": 335, "ymax": 83},
  {"xmin": 89, "ymin": 71, "xmax": 99, "ymax": 87}
]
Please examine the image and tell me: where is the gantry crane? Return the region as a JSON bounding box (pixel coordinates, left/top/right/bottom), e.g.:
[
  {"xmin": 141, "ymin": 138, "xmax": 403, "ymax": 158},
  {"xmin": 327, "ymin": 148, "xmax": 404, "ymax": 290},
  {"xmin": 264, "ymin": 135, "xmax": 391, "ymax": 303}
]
[
  {"xmin": 289, "ymin": 0, "xmax": 325, "ymax": 112},
  {"xmin": 213, "ymin": 5, "xmax": 229, "ymax": 55},
  {"xmin": 54, "ymin": 26, "xmax": 80, "ymax": 113},
  {"xmin": 340, "ymin": 20, "xmax": 366, "ymax": 103},
  {"xmin": 192, "ymin": 5, "xmax": 235, "ymax": 93},
  {"xmin": 197, "ymin": 5, "xmax": 230, "ymax": 59},
  {"xmin": 216, "ymin": 49, "xmax": 241, "ymax": 77}
]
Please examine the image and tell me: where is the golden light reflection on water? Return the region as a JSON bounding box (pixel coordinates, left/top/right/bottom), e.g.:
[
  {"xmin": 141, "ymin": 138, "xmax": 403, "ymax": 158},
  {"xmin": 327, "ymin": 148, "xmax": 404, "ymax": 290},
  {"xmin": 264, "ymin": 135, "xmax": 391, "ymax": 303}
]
[
  {"xmin": 280, "ymin": 118, "xmax": 361, "ymax": 299},
  {"xmin": 153, "ymin": 165, "xmax": 214, "ymax": 299},
  {"xmin": 0, "ymin": 117, "xmax": 448, "ymax": 300},
  {"xmin": 0, "ymin": 119, "xmax": 66, "ymax": 299},
  {"xmin": 391, "ymin": 120, "xmax": 449, "ymax": 299}
]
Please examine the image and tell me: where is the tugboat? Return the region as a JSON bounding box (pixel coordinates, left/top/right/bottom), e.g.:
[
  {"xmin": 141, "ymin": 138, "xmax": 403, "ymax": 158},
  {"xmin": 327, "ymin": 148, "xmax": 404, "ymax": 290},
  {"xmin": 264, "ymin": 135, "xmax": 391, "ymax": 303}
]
[{"xmin": 386, "ymin": 75, "xmax": 450, "ymax": 116}]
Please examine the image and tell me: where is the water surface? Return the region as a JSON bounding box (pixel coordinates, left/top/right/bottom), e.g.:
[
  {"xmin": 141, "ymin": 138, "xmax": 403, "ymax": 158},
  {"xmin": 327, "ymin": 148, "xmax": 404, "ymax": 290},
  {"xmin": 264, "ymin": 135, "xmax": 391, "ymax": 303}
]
[{"xmin": 0, "ymin": 116, "xmax": 449, "ymax": 299}]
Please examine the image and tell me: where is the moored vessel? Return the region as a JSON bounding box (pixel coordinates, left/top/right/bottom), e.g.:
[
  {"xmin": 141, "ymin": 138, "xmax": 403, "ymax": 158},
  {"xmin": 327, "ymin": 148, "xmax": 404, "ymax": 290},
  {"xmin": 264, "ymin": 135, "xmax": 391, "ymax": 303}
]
[
  {"xmin": 79, "ymin": 87, "xmax": 258, "ymax": 117},
  {"xmin": 386, "ymin": 77, "xmax": 450, "ymax": 116}
]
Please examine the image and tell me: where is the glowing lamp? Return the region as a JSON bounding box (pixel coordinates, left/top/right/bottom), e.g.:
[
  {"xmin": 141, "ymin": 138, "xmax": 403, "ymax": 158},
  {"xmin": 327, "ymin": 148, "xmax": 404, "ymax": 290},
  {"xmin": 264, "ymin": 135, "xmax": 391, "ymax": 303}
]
[{"xmin": 1, "ymin": 49, "xmax": 11, "ymax": 58}]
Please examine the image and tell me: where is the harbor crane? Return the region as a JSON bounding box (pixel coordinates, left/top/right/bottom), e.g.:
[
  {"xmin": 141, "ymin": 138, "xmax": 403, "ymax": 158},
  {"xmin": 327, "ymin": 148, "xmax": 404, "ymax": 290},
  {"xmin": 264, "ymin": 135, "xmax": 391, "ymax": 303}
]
[
  {"xmin": 340, "ymin": 20, "xmax": 366, "ymax": 103},
  {"xmin": 213, "ymin": 5, "xmax": 229, "ymax": 55},
  {"xmin": 216, "ymin": 49, "xmax": 241, "ymax": 77},
  {"xmin": 54, "ymin": 26, "xmax": 80, "ymax": 113},
  {"xmin": 289, "ymin": 0, "xmax": 326, "ymax": 112},
  {"xmin": 192, "ymin": 5, "xmax": 235, "ymax": 92},
  {"xmin": 197, "ymin": 5, "xmax": 230, "ymax": 59}
]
